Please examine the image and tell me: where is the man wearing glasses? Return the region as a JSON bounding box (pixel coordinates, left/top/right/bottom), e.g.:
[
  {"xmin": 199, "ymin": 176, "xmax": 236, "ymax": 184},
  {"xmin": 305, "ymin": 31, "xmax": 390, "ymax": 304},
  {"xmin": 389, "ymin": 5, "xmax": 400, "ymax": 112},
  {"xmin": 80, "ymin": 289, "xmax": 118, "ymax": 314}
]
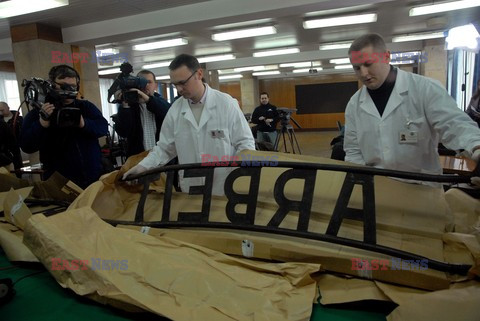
[
  {"xmin": 20, "ymin": 65, "xmax": 108, "ymax": 189},
  {"xmin": 123, "ymin": 54, "xmax": 255, "ymax": 195}
]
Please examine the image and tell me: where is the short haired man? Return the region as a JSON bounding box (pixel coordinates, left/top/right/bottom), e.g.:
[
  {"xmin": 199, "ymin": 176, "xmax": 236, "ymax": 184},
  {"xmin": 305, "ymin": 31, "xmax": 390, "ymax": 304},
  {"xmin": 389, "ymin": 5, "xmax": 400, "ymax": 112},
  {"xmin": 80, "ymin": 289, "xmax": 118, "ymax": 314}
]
[
  {"xmin": 20, "ymin": 65, "xmax": 108, "ymax": 189},
  {"xmin": 114, "ymin": 69, "xmax": 170, "ymax": 158},
  {"xmin": 123, "ymin": 54, "xmax": 255, "ymax": 195},
  {"xmin": 0, "ymin": 101, "xmax": 23, "ymax": 175},
  {"xmin": 344, "ymin": 33, "xmax": 480, "ymax": 182},
  {"xmin": 251, "ymin": 92, "xmax": 279, "ymax": 146}
]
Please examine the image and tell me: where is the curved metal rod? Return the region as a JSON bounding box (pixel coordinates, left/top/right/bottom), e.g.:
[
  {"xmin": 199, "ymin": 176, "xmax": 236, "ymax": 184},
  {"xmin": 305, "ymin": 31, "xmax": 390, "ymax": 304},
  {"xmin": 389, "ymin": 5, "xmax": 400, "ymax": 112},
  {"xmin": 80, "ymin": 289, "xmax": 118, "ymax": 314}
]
[
  {"xmin": 104, "ymin": 219, "xmax": 471, "ymax": 275},
  {"xmin": 124, "ymin": 160, "xmax": 474, "ymax": 184}
]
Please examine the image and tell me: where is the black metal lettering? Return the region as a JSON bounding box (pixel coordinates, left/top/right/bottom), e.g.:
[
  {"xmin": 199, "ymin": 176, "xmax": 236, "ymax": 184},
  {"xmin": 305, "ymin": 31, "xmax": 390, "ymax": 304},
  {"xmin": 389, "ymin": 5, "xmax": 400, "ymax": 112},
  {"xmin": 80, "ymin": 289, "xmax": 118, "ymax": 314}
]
[
  {"xmin": 178, "ymin": 168, "xmax": 214, "ymax": 222},
  {"xmin": 224, "ymin": 167, "xmax": 261, "ymax": 225},
  {"xmin": 325, "ymin": 173, "xmax": 376, "ymax": 244},
  {"xmin": 267, "ymin": 169, "xmax": 316, "ymax": 231}
]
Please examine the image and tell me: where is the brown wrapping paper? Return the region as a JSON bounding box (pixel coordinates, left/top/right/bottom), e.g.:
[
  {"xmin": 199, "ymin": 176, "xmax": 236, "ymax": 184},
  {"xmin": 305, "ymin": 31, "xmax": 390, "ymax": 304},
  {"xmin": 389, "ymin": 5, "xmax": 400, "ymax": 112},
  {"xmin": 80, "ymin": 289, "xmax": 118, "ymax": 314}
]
[{"xmin": 23, "ymin": 208, "xmax": 319, "ymax": 321}]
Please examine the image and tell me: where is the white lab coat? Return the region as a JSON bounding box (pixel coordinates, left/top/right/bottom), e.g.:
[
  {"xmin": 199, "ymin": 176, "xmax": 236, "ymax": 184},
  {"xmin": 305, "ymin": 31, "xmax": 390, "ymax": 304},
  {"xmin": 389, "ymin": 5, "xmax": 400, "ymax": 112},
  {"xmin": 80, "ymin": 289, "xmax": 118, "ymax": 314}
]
[
  {"xmin": 344, "ymin": 68, "xmax": 480, "ymax": 175},
  {"xmin": 139, "ymin": 84, "xmax": 255, "ymax": 195}
]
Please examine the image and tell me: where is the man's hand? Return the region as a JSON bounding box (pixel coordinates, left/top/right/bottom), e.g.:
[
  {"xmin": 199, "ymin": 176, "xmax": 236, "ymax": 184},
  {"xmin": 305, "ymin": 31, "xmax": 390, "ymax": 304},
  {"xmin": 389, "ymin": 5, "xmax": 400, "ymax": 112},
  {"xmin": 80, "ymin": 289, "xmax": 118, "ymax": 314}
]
[
  {"xmin": 39, "ymin": 103, "xmax": 55, "ymax": 128},
  {"xmin": 122, "ymin": 164, "xmax": 147, "ymax": 185},
  {"xmin": 129, "ymin": 88, "xmax": 150, "ymax": 103}
]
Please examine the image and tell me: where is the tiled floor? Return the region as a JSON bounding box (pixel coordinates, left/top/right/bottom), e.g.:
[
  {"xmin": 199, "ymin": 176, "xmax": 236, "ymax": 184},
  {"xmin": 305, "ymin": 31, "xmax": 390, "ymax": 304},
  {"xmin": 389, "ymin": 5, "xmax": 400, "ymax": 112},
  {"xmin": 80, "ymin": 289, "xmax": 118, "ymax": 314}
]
[{"xmin": 274, "ymin": 130, "xmax": 340, "ymax": 159}]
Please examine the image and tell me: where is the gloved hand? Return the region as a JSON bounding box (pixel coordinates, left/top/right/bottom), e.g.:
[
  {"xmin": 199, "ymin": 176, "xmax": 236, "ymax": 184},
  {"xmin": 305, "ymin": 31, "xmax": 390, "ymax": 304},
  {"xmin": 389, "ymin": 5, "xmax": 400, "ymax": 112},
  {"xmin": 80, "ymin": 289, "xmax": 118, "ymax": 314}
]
[
  {"xmin": 470, "ymin": 149, "xmax": 480, "ymax": 186},
  {"xmin": 122, "ymin": 164, "xmax": 147, "ymax": 185}
]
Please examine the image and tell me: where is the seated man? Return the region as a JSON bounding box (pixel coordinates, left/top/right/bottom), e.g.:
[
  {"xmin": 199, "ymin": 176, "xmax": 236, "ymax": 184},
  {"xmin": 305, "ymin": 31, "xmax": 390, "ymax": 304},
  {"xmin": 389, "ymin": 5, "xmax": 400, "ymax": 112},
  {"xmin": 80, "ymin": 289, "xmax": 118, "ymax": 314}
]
[
  {"xmin": 251, "ymin": 92, "xmax": 279, "ymax": 146},
  {"xmin": 20, "ymin": 65, "xmax": 108, "ymax": 189},
  {"xmin": 114, "ymin": 69, "xmax": 171, "ymax": 158},
  {"xmin": 344, "ymin": 33, "xmax": 480, "ymax": 182}
]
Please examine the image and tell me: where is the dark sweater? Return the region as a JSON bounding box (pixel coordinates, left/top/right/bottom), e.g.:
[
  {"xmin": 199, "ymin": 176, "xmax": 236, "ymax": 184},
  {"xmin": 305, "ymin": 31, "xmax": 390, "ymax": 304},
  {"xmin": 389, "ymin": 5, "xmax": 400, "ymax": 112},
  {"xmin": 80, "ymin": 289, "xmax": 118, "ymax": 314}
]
[
  {"xmin": 367, "ymin": 66, "xmax": 397, "ymax": 117},
  {"xmin": 251, "ymin": 103, "xmax": 279, "ymax": 132},
  {"xmin": 114, "ymin": 92, "xmax": 170, "ymax": 157}
]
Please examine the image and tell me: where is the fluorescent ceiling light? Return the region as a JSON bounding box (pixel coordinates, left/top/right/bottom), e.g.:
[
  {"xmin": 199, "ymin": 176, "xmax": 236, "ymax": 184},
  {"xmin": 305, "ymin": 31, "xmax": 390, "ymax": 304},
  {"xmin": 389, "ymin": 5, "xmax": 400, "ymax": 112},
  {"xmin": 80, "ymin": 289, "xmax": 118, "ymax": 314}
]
[
  {"xmin": 234, "ymin": 66, "xmax": 265, "ymax": 72},
  {"xmin": 197, "ymin": 54, "xmax": 236, "ymax": 63},
  {"xmin": 334, "ymin": 65, "xmax": 353, "ymax": 70},
  {"xmin": 98, "ymin": 68, "xmax": 120, "ymax": 75},
  {"xmin": 211, "ymin": 19, "xmax": 273, "ymax": 30},
  {"xmin": 95, "ymin": 48, "xmax": 119, "ymax": 56},
  {"xmin": 143, "ymin": 54, "xmax": 175, "ymax": 63},
  {"xmin": 219, "ymin": 74, "xmax": 243, "ymax": 80},
  {"xmin": 252, "ymin": 71, "xmax": 280, "ymax": 76},
  {"xmin": 410, "ymin": 0, "xmax": 480, "ymax": 16},
  {"xmin": 293, "ymin": 68, "xmax": 324, "ymax": 73},
  {"xmin": 133, "ymin": 38, "xmax": 188, "ymax": 51},
  {"xmin": 329, "ymin": 58, "xmax": 351, "ymax": 64},
  {"xmin": 392, "ymin": 32, "xmax": 445, "ymax": 43},
  {"xmin": 391, "ymin": 60, "xmax": 416, "ymax": 65},
  {"xmin": 0, "ymin": 0, "xmax": 68, "ymax": 18},
  {"xmin": 142, "ymin": 61, "xmax": 171, "ymax": 69},
  {"xmin": 253, "ymin": 48, "xmax": 299, "ymax": 57},
  {"xmin": 254, "ymin": 36, "xmax": 297, "ymax": 50},
  {"xmin": 217, "ymin": 69, "xmax": 236, "ymax": 74},
  {"xmin": 195, "ymin": 45, "xmax": 232, "ymax": 56},
  {"xmin": 212, "ymin": 26, "xmax": 276, "ymax": 41},
  {"xmin": 303, "ymin": 13, "xmax": 377, "ymax": 29},
  {"xmin": 279, "ymin": 62, "xmax": 321, "ymax": 68},
  {"xmin": 446, "ymin": 24, "xmax": 480, "ymax": 50},
  {"xmin": 319, "ymin": 42, "xmax": 352, "ymax": 50},
  {"xmin": 156, "ymin": 75, "xmax": 170, "ymax": 80}
]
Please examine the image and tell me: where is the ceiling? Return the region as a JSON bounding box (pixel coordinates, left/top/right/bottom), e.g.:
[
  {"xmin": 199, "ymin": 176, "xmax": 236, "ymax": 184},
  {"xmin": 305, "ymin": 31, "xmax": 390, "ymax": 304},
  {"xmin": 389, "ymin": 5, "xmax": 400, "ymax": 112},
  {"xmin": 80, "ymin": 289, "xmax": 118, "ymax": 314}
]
[{"xmin": 0, "ymin": 0, "xmax": 479, "ymax": 80}]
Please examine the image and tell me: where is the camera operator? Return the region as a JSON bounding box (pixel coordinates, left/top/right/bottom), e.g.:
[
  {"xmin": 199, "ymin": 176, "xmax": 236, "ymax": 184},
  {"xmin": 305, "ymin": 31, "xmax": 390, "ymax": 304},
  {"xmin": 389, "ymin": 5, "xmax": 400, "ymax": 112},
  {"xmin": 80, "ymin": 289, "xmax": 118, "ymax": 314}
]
[
  {"xmin": 113, "ymin": 69, "xmax": 170, "ymax": 158},
  {"xmin": 251, "ymin": 92, "xmax": 279, "ymax": 145},
  {"xmin": 0, "ymin": 102, "xmax": 23, "ymax": 176},
  {"xmin": 20, "ymin": 65, "xmax": 108, "ymax": 189}
]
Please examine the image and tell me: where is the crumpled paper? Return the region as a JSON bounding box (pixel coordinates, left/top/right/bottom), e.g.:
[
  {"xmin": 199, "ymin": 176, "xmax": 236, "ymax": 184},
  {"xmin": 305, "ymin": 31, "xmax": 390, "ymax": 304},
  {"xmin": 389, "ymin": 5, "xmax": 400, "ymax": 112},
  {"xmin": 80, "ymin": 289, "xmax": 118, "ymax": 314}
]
[{"xmin": 23, "ymin": 207, "xmax": 320, "ymax": 321}]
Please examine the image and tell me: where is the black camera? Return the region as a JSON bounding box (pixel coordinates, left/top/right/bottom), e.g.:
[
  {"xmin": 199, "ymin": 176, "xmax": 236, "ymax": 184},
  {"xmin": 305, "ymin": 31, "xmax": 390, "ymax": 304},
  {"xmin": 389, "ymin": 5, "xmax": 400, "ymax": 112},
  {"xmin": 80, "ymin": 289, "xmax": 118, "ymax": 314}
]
[
  {"xmin": 107, "ymin": 62, "xmax": 148, "ymax": 105},
  {"xmin": 22, "ymin": 78, "xmax": 81, "ymax": 128}
]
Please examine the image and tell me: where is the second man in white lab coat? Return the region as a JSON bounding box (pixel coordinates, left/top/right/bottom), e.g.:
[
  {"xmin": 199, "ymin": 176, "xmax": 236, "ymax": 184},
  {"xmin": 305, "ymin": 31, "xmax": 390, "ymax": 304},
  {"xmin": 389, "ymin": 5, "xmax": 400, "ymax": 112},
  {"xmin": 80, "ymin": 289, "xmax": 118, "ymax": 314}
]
[
  {"xmin": 344, "ymin": 33, "xmax": 480, "ymax": 179},
  {"xmin": 123, "ymin": 54, "xmax": 255, "ymax": 195}
]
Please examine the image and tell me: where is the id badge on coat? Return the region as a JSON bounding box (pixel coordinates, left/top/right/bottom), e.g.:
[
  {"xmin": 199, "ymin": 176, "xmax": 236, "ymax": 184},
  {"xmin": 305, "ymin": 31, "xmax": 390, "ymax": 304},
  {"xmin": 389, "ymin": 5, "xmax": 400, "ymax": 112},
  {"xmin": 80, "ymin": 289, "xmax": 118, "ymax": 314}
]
[
  {"xmin": 399, "ymin": 131, "xmax": 418, "ymax": 144},
  {"xmin": 211, "ymin": 129, "xmax": 225, "ymax": 139}
]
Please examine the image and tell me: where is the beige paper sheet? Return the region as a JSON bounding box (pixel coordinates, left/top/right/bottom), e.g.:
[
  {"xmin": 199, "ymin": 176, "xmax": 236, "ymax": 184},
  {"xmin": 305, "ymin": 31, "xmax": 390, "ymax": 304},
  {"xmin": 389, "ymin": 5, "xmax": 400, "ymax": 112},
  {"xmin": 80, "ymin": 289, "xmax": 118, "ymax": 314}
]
[{"xmin": 23, "ymin": 207, "xmax": 320, "ymax": 321}]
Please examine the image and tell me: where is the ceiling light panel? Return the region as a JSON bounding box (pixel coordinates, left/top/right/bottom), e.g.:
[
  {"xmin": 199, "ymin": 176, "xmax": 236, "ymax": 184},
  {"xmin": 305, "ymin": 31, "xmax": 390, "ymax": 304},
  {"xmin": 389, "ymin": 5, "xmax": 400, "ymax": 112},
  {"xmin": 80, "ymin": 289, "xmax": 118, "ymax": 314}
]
[
  {"xmin": 0, "ymin": 0, "xmax": 68, "ymax": 18},
  {"xmin": 253, "ymin": 48, "xmax": 299, "ymax": 57},
  {"xmin": 409, "ymin": 0, "xmax": 480, "ymax": 16},
  {"xmin": 303, "ymin": 13, "xmax": 377, "ymax": 29},
  {"xmin": 212, "ymin": 26, "xmax": 276, "ymax": 41},
  {"xmin": 392, "ymin": 32, "xmax": 445, "ymax": 42},
  {"xmin": 133, "ymin": 38, "xmax": 188, "ymax": 51}
]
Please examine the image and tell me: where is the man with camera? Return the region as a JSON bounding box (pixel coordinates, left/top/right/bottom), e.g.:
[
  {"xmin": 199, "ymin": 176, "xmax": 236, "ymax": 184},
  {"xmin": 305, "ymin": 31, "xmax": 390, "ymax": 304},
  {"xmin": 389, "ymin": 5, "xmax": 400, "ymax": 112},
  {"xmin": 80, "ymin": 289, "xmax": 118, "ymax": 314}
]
[
  {"xmin": 122, "ymin": 54, "xmax": 255, "ymax": 195},
  {"xmin": 0, "ymin": 102, "xmax": 23, "ymax": 176},
  {"xmin": 20, "ymin": 65, "xmax": 108, "ymax": 189},
  {"xmin": 251, "ymin": 92, "xmax": 279, "ymax": 147},
  {"xmin": 113, "ymin": 69, "xmax": 171, "ymax": 158}
]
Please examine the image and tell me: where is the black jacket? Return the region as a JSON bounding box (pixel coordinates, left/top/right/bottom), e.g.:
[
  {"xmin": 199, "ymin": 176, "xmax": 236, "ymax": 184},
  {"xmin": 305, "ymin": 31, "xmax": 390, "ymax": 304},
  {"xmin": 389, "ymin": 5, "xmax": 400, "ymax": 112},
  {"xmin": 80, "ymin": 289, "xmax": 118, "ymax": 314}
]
[
  {"xmin": 20, "ymin": 100, "xmax": 108, "ymax": 189},
  {"xmin": 114, "ymin": 92, "xmax": 170, "ymax": 157},
  {"xmin": 1, "ymin": 111, "xmax": 23, "ymax": 173},
  {"xmin": 251, "ymin": 103, "xmax": 279, "ymax": 132}
]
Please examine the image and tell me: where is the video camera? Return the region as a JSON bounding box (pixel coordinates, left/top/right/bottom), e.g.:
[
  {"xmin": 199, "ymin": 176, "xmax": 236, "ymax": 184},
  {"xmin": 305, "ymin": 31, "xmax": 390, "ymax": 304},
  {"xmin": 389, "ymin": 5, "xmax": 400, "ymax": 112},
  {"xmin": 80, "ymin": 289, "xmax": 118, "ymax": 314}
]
[
  {"xmin": 277, "ymin": 108, "xmax": 301, "ymax": 129},
  {"xmin": 22, "ymin": 77, "xmax": 81, "ymax": 128},
  {"xmin": 107, "ymin": 62, "xmax": 148, "ymax": 105}
]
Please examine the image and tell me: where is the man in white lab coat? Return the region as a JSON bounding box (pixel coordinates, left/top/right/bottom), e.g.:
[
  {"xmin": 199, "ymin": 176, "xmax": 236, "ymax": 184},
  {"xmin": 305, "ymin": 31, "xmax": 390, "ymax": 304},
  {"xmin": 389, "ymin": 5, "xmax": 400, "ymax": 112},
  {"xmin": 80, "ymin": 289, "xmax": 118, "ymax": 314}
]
[
  {"xmin": 344, "ymin": 33, "xmax": 480, "ymax": 179},
  {"xmin": 123, "ymin": 54, "xmax": 255, "ymax": 195}
]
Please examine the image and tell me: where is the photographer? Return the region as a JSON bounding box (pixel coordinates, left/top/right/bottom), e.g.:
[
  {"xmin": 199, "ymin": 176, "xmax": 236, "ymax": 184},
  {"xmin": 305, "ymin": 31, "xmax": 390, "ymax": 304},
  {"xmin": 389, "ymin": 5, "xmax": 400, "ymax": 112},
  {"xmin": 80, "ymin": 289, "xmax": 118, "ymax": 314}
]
[
  {"xmin": 113, "ymin": 69, "xmax": 170, "ymax": 157},
  {"xmin": 251, "ymin": 92, "xmax": 279, "ymax": 145},
  {"xmin": 0, "ymin": 102, "xmax": 23, "ymax": 176},
  {"xmin": 20, "ymin": 65, "xmax": 108, "ymax": 189}
]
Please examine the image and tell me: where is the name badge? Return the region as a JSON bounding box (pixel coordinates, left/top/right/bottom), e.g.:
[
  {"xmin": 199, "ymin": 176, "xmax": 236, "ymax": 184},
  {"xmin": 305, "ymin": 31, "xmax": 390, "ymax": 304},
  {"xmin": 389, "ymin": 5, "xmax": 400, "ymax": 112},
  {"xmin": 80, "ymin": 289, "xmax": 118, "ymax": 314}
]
[
  {"xmin": 211, "ymin": 129, "xmax": 225, "ymax": 139},
  {"xmin": 399, "ymin": 131, "xmax": 418, "ymax": 144}
]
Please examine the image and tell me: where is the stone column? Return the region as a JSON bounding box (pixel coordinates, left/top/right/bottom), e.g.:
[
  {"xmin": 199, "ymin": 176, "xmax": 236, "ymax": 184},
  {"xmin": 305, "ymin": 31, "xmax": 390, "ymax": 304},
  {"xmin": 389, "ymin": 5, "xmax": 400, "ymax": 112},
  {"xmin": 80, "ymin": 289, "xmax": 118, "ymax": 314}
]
[
  {"xmin": 240, "ymin": 73, "xmax": 259, "ymax": 113},
  {"xmin": 421, "ymin": 38, "xmax": 447, "ymax": 87},
  {"xmin": 207, "ymin": 69, "xmax": 220, "ymax": 90}
]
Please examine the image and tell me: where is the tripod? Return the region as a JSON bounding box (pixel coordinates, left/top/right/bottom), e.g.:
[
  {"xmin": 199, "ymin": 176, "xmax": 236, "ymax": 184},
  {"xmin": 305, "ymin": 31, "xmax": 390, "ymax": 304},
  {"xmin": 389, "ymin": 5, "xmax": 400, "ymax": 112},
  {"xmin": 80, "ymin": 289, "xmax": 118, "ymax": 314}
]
[{"xmin": 274, "ymin": 116, "xmax": 302, "ymax": 154}]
